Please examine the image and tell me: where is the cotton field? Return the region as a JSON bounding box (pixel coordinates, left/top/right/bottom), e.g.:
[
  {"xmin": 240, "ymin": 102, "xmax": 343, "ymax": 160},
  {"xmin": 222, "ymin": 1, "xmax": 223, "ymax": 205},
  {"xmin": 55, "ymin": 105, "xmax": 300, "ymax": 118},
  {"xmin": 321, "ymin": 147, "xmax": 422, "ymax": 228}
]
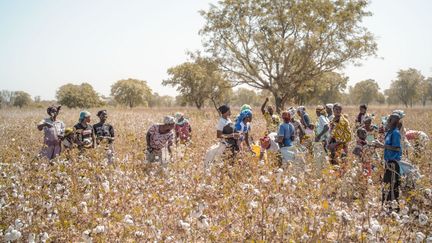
[{"xmin": 0, "ymin": 107, "xmax": 431, "ymax": 242}]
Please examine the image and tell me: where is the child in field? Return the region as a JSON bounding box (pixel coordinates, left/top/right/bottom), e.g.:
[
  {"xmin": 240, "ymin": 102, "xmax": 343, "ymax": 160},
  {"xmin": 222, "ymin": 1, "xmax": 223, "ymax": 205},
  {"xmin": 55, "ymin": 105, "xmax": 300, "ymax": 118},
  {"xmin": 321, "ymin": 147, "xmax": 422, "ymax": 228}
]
[
  {"xmin": 361, "ymin": 116, "xmax": 379, "ymax": 143},
  {"xmin": 355, "ymin": 104, "xmax": 369, "ymax": 128},
  {"xmin": 353, "ymin": 128, "xmax": 372, "ymax": 176},
  {"xmin": 174, "ymin": 112, "xmax": 192, "ymax": 144},
  {"xmin": 37, "ymin": 105, "xmax": 65, "ymax": 159}
]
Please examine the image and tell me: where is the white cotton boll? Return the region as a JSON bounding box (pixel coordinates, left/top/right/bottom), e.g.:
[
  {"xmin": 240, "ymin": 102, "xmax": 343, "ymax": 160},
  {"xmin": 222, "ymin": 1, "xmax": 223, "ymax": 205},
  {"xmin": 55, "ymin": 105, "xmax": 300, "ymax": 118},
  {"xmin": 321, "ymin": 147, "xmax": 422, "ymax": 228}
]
[
  {"xmin": 253, "ymin": 188, "xmax": 261, "ymax": 196},
  {"xmin": 102, "ymin": 180, "xmax": 110, "ymax": 193},
  {"xmin": 14, "ymin": 219, "xmax": 23, "ymax": 229},
  {"xmin": 135, "ymin": 231, "xmax": 144, "ymax": 237},
  {"xmin": 93, "ymin": 225, "xmax": 105, "ymax": 234},
  {"xmin": 82, "ymin": 230, "xmax": 92, "ymax": 243},
  {"xmin": 416, "ymin": 232, "xmax": 426, "ymax": 243},
  {"xmin": 301, "ymin": 234, "xmax": 310, "ymax": 241},
  {"xmin": 124, "ymin": 215, "xmax": 134, "ymax": 225},
  {"xmin": 418, "ymin": 213, "xmax": 428, "ymax": 226},
  {"xmin": 290, "ymin": 176, "xmax": 298, "ymax": 184},
  {"xmin": 369, "ymin": 219, "xmax": 382, "ymax": 234},
  {"xmin": 259, "ymin": 175, "xmax": 270, "ymax": 184},
  {"xmin": 79, "ymin": 202, "xmax": 88, "ymax": 214},
  {"xmin": 278, "ymin": 207, "xmax": 288, "ymax": 215},
  {"xmin": 425, "ymin": 188, "xmax": 432, "ymax": 197},
  {"xmin": 178, "ymin": 220, "xmax": 190, "ymax": 231},
  {"xmin": 4, "ymin": 229, "xmax": 22, "ymax": 241},
  {"xmin": 28, "ymin": 233, "xmax": 36, "ymax": 243},
  {"xmin": 83, "ymin": 192, "xmax": 92, "ymax": 201},
  {"xmin": 249, "ymin": 201, "xmax": 258, "ymax": 209},
  {"xmin": 198, "ymin": 215, "xmax": 210, "ymax": 229},
  {"xmin": 40, "ymin": 232, "xmax": 49, "ymax": 242}
]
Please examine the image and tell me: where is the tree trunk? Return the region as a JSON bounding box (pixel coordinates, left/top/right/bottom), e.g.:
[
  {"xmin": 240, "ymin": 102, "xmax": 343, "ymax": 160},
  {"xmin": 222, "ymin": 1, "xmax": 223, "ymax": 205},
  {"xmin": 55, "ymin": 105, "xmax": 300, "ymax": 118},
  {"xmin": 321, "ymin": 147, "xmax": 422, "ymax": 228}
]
[{"xmin": 274, "ymin": 94, "xmax": 285, "ymax": 114}]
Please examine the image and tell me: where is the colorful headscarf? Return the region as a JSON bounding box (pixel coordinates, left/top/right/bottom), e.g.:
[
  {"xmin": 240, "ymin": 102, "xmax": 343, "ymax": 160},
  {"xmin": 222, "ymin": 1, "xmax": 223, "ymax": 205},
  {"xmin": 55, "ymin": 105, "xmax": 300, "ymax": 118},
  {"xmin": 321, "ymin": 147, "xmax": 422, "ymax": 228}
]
[
  {"xmin": 235, "ymin": 109, "xmax": 253, "ymax": 131},
  {"xmin": 174, "ymin": 112, "xmax": 188, "ymax": 125},
  {"xmin": 79, "ymin": 111, "xmax": 91, "ymax": 122},
  {"xmin": 240, "ymin": 104, "xmax": 252, "ymax": 112}
]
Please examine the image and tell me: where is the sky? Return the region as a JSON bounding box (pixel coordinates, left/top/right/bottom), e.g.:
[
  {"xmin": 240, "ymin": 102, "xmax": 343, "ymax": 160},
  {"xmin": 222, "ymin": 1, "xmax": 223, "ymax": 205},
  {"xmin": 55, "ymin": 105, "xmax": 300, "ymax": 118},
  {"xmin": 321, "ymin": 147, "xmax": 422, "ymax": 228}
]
[{"xmin": 0, "ymin": 0, "xmax": 431, "ymax": 100}]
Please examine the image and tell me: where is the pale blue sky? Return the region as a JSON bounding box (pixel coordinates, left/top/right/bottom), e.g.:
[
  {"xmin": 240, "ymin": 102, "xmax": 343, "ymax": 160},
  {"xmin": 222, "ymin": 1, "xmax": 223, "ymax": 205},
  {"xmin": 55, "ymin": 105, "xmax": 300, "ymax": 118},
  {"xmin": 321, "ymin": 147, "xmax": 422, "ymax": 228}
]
[{"xmin": 0, "ymin": 0, "xmax": 431, "ymax": 100}]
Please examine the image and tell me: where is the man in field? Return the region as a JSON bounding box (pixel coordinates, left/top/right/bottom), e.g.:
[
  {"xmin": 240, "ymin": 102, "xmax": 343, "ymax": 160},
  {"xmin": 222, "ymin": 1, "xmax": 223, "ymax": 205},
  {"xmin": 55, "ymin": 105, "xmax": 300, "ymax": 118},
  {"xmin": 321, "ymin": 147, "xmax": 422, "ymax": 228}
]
[
  {"xmin": 37, "ymin": 105, "xmax": 65, "ymax": 159},
  {"xmin": 94, "ymin": 110, "xmax": 115, "ymax": 163}
]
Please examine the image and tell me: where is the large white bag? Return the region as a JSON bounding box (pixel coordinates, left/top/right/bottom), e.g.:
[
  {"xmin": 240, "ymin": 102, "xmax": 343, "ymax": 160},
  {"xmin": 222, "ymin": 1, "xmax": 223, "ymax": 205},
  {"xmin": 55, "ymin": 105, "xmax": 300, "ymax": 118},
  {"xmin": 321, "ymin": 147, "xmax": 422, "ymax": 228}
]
[{"xmin": 203, "ymin": 142, "xmax": 227, "ymax": 169}]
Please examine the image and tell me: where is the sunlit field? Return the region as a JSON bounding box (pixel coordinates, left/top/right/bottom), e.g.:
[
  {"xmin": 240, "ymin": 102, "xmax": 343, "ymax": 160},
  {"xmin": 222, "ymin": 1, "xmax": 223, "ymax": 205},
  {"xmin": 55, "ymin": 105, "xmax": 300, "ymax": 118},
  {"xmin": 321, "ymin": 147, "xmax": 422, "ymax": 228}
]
[{"xmin": 0, "ymin": 106, "xmax": 431, "ymax": 242}]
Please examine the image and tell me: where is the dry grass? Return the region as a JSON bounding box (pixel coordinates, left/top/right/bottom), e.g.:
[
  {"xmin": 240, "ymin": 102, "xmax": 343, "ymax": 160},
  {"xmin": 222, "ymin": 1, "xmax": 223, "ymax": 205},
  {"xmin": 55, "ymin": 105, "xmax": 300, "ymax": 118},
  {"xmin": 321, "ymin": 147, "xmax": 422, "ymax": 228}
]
[{"xmin": 0, "ymin": 106, "xmax": 431, "ymax": 242}]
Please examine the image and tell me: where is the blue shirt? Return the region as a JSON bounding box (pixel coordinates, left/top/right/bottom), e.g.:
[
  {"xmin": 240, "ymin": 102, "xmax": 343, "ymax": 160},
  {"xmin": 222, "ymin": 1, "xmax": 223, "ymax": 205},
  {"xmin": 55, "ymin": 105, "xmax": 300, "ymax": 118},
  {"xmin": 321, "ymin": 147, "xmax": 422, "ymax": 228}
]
[
  {"xmin": 278, "ymin": 122, "xmax": 295, "ymax": 147},
  {"xmin": 384, "ymin": 128, "xmax": 402, "ymax": 161}
]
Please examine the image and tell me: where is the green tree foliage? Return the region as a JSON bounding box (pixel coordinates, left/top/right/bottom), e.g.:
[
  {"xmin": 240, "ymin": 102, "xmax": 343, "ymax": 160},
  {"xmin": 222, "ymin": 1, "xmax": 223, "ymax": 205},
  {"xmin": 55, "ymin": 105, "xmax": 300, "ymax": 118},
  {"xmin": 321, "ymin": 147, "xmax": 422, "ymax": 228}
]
[
  {"xmin": 200, "ymin": 0, "xmax": 377, "ymax": 111},
  {"xmin": 56, "ymin": 83, "xmax": 103, "ymax": 108},
  {"xmin": 418, "ymin": 77, "xmax": 432, "ymax": 106},
  {"xmin": 231, "ymin": 88, "xmax": 262, "ymax": 107},
  {"xmin": 111, "ymin": 79, "xmax": 152, "ymax": 108},
  {"xmin": 386, "ymin": 68, "xmax": 424, "ymax": 107},
  {"xmin": 163, "ymin": 53, "xmax": 232, "ymax": 109},
  {"xmin": 350, "ymin": 79, "xmax": 380, "ymax": 105},
  {"xmin": 295, "ymin": 72, "xmax": 347, "ymax": 105},
  {"xmin": 13, "ymin": 91, "xmax": 32, "ymax": 108},
  {"xmin": 149, "ymin": 93, "xmax": 176, "ymax": 107}
]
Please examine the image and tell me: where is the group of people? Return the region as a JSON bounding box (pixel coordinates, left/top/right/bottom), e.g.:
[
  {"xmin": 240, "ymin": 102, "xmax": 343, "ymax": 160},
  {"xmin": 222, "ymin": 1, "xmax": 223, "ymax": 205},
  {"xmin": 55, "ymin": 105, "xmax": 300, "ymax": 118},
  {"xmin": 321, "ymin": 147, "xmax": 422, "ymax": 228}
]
[
  {"xmin": 38, "ymin": 101, "xmax": 429, "ymax": 211},
  {"xmin": 206, "ymin": 99, "xmax": 429, "ymax": 210},
  {"xmin": 37, "ymin": 106, "xmax": 115, "ymax": 160},
  {"xmin": 37, "ymin": 106, "xmax": 192, "ymax": 164}
]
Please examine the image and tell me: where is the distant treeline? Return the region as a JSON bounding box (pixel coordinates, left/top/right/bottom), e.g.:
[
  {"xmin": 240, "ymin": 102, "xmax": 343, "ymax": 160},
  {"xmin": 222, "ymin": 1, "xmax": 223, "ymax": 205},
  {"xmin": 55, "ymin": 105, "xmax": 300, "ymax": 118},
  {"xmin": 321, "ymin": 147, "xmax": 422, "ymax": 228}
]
[{"xmin": 1, "ymin": 68, "xmax": 432, "ymax": 110}]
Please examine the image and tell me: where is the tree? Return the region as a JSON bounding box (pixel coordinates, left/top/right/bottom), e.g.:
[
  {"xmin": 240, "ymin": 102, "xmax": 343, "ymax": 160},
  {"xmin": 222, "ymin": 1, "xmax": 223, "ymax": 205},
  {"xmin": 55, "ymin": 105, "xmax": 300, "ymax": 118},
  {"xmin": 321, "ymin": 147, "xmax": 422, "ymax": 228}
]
[
  {"xmin": 231, "ymin": 88, "xmax": 261, "ymax": 107},
  {"xmin": 163, "ymin": 53, "xmax": 232, "ymax": 109},
  {"xmin": 0, "ymin": 90, "xmax": 14, "ymax": 108},
  {"xmin": 295, "ymin": 72, "xmax": 347, "ymax": 105},
  {"xmin": 111, "ymin": 79, "xmax": 152, "ymax": 108},
  {"xmin": 200, "ymin": 0, "xmax": 377, "ymax": 111},
  {"xmin": 149, "ymin": 93, "xmax": 176, "ymax": 107},
  {"xmin": 350, "ymin": 79, "xmax": 380, "ymax": 105},
  {"xmin": 13, "ymin": 91, "xmax": 32, "ymax": 108},
  {"xmin": 418, "ymin": 77, "xmax": 432, "ymax": 106},
  {"xmin": 56, "ymin": 83, "xmax": 103, "ymax": 108},
  {"xmin": 387, "ymin": 68, "xmax": 424, "ymax": 107}
]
